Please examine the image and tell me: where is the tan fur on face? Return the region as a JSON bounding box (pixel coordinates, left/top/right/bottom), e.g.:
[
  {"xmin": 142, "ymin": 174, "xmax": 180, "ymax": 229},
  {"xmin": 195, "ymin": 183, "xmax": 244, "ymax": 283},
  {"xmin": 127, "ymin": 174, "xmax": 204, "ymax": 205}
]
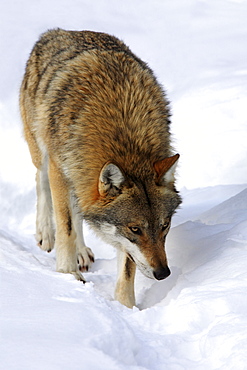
[{"xmin": 135, "ymin": 222, "xmax": 171, "ymax": 271}]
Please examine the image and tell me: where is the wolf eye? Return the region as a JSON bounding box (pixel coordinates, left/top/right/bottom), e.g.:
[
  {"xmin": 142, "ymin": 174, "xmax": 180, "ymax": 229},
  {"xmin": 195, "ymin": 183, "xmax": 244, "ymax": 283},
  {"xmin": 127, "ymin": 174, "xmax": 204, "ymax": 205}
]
[
  {"xmin": 129, "ymin": 226, "xmax": 142, "ymax": 235},
  {"xmin": 162, "ymin": 222, "xmax": 169, "ymax": 231}
]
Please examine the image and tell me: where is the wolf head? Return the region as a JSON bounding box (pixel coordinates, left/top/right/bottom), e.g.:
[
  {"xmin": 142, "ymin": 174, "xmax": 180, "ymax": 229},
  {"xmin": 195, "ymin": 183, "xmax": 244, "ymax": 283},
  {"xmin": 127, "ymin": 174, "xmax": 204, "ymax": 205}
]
[{"xmin": 84, "ymin": 154, "xmax": 181, "ymax": 280}]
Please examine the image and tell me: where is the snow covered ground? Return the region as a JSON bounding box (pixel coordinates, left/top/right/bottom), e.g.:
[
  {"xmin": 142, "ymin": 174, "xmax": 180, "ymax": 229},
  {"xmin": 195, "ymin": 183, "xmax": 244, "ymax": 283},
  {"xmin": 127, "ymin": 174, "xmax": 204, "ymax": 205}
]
[{"xmin": 1, "ymin": 1, "xmax": 247, "ymax": 369}]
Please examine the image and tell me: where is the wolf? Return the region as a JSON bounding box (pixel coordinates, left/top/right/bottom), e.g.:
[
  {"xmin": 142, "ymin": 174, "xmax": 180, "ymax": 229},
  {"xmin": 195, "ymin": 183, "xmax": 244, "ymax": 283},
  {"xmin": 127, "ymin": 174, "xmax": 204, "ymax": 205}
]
[{"xmin": 20, "ymin": 28, "xmax": 181, "ymax": 308}]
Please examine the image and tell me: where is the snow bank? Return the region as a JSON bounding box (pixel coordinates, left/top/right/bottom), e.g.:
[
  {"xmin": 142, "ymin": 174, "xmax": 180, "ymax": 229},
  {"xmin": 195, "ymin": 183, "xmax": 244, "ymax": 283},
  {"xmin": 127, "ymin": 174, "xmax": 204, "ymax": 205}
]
[{"xmin": 1, "ymin": 185, "xmax": 247, "ymax": 369}]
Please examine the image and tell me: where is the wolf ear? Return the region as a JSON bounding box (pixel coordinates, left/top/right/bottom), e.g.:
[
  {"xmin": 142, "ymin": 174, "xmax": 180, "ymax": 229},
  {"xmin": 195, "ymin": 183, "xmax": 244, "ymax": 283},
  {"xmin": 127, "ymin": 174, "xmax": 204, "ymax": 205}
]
[
  {"xmin": 99, "ymin": 163, "xmax": 125, "ymax": 196},
  {"xmin": 154, "ymin": 154, "xmax": 179, "ymax": 185}
]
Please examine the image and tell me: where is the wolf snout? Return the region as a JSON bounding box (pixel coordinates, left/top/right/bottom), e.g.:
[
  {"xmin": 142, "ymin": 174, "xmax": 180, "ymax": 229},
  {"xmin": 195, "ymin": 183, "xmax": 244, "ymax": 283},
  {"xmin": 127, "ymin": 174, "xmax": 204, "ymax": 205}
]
[{"xmin": 153, "ymin": 266, "xmax": 171, "ymax": 280}]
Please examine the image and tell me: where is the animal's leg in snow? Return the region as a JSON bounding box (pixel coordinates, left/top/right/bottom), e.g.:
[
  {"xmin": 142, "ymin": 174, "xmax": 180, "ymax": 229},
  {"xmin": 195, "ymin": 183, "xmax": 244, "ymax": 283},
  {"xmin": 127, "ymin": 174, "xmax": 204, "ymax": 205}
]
[
  {"xmin": 48, "ymin": 159, "xmax": 85, "ymax": 281},
  {"xmin": 36, "ymin": 157, "xmax": 55, "ymax": 252},
  {"xmin": 115, "ymin": 250, "xmax": 136, "ymax": 308},
  {"xmin": 70, "ymin": 195, "xmax": 94, "ymax": 272}
]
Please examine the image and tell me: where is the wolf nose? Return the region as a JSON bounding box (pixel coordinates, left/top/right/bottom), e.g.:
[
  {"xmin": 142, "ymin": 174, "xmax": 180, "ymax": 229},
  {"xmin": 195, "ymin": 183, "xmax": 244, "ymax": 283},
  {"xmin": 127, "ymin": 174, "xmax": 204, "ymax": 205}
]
[{"xmin": 153, "ymin": 266, "xmax": 171, "ymax": 280}]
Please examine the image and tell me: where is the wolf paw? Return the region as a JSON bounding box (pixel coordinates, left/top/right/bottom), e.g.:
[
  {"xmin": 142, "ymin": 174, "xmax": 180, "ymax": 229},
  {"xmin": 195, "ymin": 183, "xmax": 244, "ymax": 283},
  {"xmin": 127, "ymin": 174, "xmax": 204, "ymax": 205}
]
[
  {"xmin": 57, "ymin": 268, "xmax": 86, "ymax": 283},
  {"xmin": 36, "ymin": 226, "xmax": 55, "ymax": 253},
  {"xmin": 72, "ymin": 271, "xmax": 86, "ymax": 283},
  {"xmin": 77, "ymin": 247, "xmax": 95, "ymax": 272}
]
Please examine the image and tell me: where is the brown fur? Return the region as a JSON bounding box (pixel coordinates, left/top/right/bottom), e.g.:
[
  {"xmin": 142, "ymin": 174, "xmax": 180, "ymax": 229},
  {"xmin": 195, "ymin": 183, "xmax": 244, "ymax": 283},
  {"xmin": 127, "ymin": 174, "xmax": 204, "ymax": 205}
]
[{"xmin": 20, "ymin": 28, "xmax": 181, "ymax": 307}]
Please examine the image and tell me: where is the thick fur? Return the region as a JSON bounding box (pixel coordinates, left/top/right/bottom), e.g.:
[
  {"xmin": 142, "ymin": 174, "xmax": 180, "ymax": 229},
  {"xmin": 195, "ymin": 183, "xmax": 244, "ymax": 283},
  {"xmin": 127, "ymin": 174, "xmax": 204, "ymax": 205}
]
[{"xmin": 20, "ymin": 28, "xmax": 181, "ymax": 307}]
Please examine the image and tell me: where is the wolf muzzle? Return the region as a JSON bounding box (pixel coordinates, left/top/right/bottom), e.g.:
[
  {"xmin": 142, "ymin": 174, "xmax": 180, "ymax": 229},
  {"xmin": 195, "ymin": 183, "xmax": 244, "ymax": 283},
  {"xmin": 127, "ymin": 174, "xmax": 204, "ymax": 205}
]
[{"xmin": 153, "ymin": 266, "xmax": 171, "ymax": 280}]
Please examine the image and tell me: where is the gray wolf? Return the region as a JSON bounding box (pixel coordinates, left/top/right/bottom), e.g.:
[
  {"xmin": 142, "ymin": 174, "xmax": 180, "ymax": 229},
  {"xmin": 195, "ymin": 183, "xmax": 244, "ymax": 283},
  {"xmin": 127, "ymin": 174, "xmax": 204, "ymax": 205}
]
[{"xmin": 20, "ymin": 28, "xmax": 181, "ymax": 308}]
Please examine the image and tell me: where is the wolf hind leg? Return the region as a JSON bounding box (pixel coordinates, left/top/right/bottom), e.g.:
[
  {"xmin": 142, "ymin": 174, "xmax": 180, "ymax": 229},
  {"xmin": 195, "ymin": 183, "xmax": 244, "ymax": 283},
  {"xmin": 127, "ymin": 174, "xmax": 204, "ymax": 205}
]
[
  {"xmin": 70, "ymin": 195, "xmax": 94, "ymax": 272},
  {"xmin": 20, "ymin": 100, "xmax": 55, "ymax": 251},
  {"xmin": 48, "ymin": 159, "xmax": 85, "ymax": 281},
  {"xmin": 115, "ymin": 250, "xmax": 136, "ymax": 308},
  {"xmin": 36, "ymin": 157, "xmax": 55, "ymax": 252}
]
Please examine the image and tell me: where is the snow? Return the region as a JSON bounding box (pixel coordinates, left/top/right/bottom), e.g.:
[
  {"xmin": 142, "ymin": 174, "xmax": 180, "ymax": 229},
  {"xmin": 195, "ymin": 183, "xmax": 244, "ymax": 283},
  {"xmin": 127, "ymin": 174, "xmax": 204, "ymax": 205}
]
[{"xmin": 1, "ymin": 0, "xmax": 247, "ymax": 369}]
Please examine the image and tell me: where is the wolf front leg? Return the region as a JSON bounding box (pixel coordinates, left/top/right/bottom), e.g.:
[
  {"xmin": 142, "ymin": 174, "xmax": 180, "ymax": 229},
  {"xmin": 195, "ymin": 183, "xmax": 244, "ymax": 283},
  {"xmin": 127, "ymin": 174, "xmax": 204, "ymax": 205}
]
[
  {"xmin": 70, "ymin": 195, "xmax": 95, "ymax": 272},
  {"xmin": 115, "ymin": 250, "xmax": 136, "ymax": 308},
  {"xmin": 48, "ymin": 159, "xmax": 85, "ymax": 282}
]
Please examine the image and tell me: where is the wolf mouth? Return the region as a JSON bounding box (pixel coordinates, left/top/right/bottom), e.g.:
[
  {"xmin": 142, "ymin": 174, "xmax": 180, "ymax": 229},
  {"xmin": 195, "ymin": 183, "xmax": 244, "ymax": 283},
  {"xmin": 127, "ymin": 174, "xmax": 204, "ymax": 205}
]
[{"xmin": 127, "ymin": 253, "xmax": 154, "ymax": 279}]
